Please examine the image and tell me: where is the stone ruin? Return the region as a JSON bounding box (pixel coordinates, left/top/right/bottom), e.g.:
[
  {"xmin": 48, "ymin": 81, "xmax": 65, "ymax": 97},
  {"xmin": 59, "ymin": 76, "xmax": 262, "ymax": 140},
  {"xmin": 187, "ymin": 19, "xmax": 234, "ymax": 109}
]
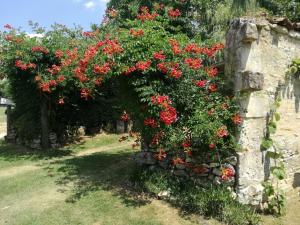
[{"xmin": 226, "ymin": 17, "xmax": 300, "ymax": 205}]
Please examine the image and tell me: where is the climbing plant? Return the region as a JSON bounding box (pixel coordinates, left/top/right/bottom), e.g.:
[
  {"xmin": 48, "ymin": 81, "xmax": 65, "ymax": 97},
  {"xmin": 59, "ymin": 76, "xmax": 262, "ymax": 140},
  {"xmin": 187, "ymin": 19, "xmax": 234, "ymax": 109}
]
[
  {"xmin": 0, "ymin": 5, "xmax": 242, "ymax": 167},
  {"xmin": 261, "ymin": 87, "xmax": 286, "ymax": 215}
]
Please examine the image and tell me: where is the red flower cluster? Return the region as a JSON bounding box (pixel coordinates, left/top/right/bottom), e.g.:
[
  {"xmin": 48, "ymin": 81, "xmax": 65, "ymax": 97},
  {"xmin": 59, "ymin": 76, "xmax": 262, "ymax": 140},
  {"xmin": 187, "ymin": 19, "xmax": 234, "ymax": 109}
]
[
  {"xmin": 169, "ymin": 67, "xmax": 182, "ymax": 79},
  {"xmin": 184, "ymin": 58, "xmax": 203, "ymax": 70},
  {"xmin": 94, "ymin": 78, "xmax": 103, "ymax": 86},
  {"xmin": 157, "ymin": 62, "xmax": 182, "ymax": 78},
  {"xmin": 120, "ymin": 112, "xmax": 130, "ymax": 122},
  {"xmin": 80, "ymin": 88, "xmax": 90, "ymax": 100},
  {"xmin": 221, "ymin": 167, "xmax": 235, "ymax": 180},
  {"xmin": 144, "ymin": 118, "xmax": 158, "ymax": 128},
  {"xmin": 39, "ymin": 80, "xmax": 57, "ymax": 93},
  {"xmin": 107, "ymin": 8, "xmax": 118, "ymax": 18},
  {"xmin": 202, "ymin": 43, "xmax": 224, "ymax": 58},
  {"xmin": 184, "ymin": 43, "xmax": 202, "ymax": 54},
  {"xmin": 83, "ymin": 31, "xmax": 96, "ymax": 38},
  {"xmin": 232, "ymin": 114, "xmax": 243, "ymax": 125},
  {"xmin": 130, "ymin": 29, "xmax": 144, "ymax": 37},
  {"xmin": 169, "ymin": 39, "xmax": 181, "ymax": 55},
  {"xmin": 136, "ymin": 60, "xmax": 151, "ymax": 71},
  {"xmin": 153, "ymin": 51, "xmax": 166, "ymax": 60},
  {"xmin": 47, "ymin": 64, "xmax": 61, "ymax": 75},
  {"xmin": 159, "ymin": 106, "xmax": 177, "ymax": 125},
  {"xmin": 216, "ymin": 126, "xmax": 229, "ymax": 138},
  {"xmin": 102, "ymin": 39, "xmax": 123, "ymax": 56},
  {"xmin": 206, "ymin": 67, "xmax": 218, "ymax": 77},
  {"xmin": 74, "ymin": 67, "xmax": 88, "ymax": 82},
  {"xmin": 208, "ymin": 83, "xmax": 217, "ymax": 92},
  {"xmin": 137, "ymin": 7, "xmax": 158, "ymax": 22},
  {"xmin": 157, "ymin": 62, "xmax": 168, "ymax": 73},
  {"xmin": 56, "ymin": 75, "xmax": 65, "ymax": 83},
  {"xmin": 181, "ymin": 140, "xmax": 192, "ymax": 148},
  {"xmin": 15, "ymin": 60, "xmax": 36, "ymax": 70},
  {"xmin": 55, "ymin": 50, "xmax": 64, "ymax": 58},
  {"xmin": 61, "ymin": 48, "xmax": 78, "ymax": 67},
  {"xmin": 32, "ymin": 46, "xmax": 49, "ymax": 54},
  {"xmin": 151, "ymin": 131, "xmax": 164, "ymax": 145},
  {"xmin": 151, "ymin": 95, "xmax": 172, "ymax": 107},
  {"xmin": 93, "ymin": 62, "xmax": 110, "ymax": 75},
  {"xmin": 195, "ymin": 80, "xmax": 207, "ymax": 88},
  {"xmin": 168, "ymin": 9, "xmax": 181, "ymax": 18},
  {"xmin": 124, "ymin": 66, "xmax": 137, "ymax": 75},
  {"xmin": 172, "ymin": 157, "xmax": 185, "ymax": 165},
  {"xmin": 74, "ymin": 45, "xmax": 98, "ymax": 82},
  {"xmin": 154, "ymin": 149, "xmax": 167, "ymax": 161}
]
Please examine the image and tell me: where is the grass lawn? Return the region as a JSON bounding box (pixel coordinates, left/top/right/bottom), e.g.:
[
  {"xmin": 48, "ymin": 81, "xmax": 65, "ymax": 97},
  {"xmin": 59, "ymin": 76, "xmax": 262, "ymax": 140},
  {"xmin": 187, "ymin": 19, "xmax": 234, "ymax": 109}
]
[
  {"xmin": 0, "ymin": 107, "xmax": 6, "ymax": 134},
  {"xmin": 0, "ymin": 134, "xmax": 298, "ymax": 225},
  {"xmin": 0, "ymin": 134, "xmax": 220, "ymax": 225}
]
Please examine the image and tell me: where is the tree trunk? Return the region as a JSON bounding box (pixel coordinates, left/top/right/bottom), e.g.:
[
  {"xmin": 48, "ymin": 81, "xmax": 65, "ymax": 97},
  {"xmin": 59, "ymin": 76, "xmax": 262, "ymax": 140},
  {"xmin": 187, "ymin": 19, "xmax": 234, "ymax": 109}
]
[{"xmin": 41, "ymin": 98, "xmax": 50, "ymax": 149}]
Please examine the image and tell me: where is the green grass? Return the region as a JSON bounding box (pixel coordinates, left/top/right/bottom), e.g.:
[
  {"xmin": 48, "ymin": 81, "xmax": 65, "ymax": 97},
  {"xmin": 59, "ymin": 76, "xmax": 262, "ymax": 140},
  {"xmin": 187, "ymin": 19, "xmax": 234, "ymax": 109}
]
[
  {"xmin": 66, "ymin": 133, "xmax": 128, "ymax": 153},
  {"xmin": 0, "ymin": 134, "xmax": 200, "ymax": 225},
  {"xmin": 0, "ymin": 107, "xmax": 6, "ymax": 134},
  {"xmin": 0, "ymin": 107, "xmax": 5, "ymax": 124}
]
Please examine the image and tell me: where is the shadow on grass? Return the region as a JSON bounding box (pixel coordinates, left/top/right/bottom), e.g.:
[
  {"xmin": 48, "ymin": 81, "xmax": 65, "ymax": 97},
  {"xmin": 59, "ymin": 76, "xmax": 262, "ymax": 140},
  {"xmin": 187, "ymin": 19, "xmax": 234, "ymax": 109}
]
[
  {"xmin": 0, "ymin": 140, "xmax": 72, "ymax": 162},
  {"xmin": 51, "ymin": 149, "xmax": 150, "ymax": 207}
]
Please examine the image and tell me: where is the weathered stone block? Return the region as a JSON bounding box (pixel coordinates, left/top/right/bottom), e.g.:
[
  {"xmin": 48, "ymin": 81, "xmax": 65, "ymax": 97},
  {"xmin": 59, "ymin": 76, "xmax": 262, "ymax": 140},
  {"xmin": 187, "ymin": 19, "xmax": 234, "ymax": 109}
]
[
  {"xmin": 237, "ymin": 185, "xmax": 264, "ymax": 206},
  {"xmin": 224, "ymin": 156, "xmax": 238, "ymax": 166},
  {"xmin": 289, "ymin": 31, "xmax": 300, "ymax": 40},
  {"xmin": 173, "ymin": 169, "xmax": 188, "ymax": 178},
  {"xmin": 135, "ymin": 152, "xmax": 156, "ymax": 165},
  {"xmin": 270, "ymin": 24, "xmax": 288, "ymax": 34},
  {"xmin": 240, "ymin": 22, "xmax": 258, "ymax": 43},
  {"xmin": 241, "ymin": 71, "xmax": 264, "ymax": 91},
  {"xmin": 239, "ymin": 93, "xmax": 270, "ymax": 118}
]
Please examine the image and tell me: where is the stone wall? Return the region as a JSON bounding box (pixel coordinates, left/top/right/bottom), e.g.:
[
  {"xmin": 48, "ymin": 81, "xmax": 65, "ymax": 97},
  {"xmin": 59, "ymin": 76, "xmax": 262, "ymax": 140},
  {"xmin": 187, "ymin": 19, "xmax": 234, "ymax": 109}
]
[
  {"xmin": 135, "ymin": 150, "xmax": 237, "ymax": 188},
  {"xmin": 225, "ymin": 18, "xmax": 300, "ymax": 205}
]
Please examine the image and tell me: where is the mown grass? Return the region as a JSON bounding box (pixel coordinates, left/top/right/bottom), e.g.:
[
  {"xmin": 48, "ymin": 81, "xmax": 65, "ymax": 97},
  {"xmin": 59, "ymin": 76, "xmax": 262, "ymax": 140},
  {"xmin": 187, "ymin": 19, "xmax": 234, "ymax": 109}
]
[
  {"xmin": 0, "ymin": 107, "xmax": 6, "ymax": 134},
  {"xmin": 0, "ymin": 135, "xmax": 201, "ymax": 225},
  {"xmin": 0, "ymin": 107, "xmax": 5, "ymax": 124},
  {"xmin": 1, "ymin": 134, "xmax": 293, "ymax": 225}
]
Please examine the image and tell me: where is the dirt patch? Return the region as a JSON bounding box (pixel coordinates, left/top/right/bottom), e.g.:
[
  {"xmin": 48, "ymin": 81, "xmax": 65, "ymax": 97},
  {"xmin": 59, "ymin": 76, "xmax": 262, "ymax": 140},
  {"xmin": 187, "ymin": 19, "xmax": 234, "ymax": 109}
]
[
  {"xmin": 0, "ymin": 165, "xmax": 39, "ymax": 179},
  {"xmin": 75, "ymin": 142, "xmax": 134, "ymax": 157}
]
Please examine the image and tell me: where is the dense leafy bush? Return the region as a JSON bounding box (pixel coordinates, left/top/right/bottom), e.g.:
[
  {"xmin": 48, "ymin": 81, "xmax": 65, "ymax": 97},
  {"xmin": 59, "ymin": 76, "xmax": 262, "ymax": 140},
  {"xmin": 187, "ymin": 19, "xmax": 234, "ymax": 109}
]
[
  {"xmin": 131, "ymin": 167, "xmax": 261, "ymax": 225},
  {"xmin": 0, "ymin": 5, "xmax": 241, "ymax": 156},
  {"xmin": 234, "ymin": 0, "xmax": 300, "ymax": 21}
]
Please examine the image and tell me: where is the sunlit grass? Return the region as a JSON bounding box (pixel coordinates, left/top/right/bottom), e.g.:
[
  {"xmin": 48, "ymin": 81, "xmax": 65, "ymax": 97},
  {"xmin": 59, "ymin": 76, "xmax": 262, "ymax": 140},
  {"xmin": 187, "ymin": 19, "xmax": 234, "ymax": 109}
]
[{"xmin": 0, "ymin": 135, "xmax": 197, "ymax": 225}]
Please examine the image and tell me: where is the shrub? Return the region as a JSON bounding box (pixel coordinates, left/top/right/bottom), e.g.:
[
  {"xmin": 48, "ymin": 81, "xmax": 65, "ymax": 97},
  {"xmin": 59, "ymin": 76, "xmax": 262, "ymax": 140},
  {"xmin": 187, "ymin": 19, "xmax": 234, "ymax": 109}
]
[{"xmin": 131, "ymin": 167, "xmax": 261, "ymax": 225}]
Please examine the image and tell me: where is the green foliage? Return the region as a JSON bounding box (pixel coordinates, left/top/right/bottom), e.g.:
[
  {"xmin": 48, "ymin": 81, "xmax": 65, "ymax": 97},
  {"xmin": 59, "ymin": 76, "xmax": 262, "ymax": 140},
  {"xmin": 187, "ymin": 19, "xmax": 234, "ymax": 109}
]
[
  {"xmin": 261, "ymin": 138, "xmax": 273, "ymax": 150},
  {"xmin": 132, "ymin": 167, "xmax": 261, "ymax": 225},
  {"xmin": 107, "ymin": 0, "xmax": 244, "ymax": 40},
  {"xmin": 260, "ymin": 92, "xmax": 286, "ymax": 216},
  {"xmin": 262, "ymin": 181, "xmax": 286, "ymax": 215}
]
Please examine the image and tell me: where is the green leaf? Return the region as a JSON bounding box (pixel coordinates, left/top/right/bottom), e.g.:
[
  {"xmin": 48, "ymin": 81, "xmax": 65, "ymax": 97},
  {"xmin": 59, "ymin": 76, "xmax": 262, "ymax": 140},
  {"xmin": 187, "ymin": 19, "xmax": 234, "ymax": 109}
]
[
  {"xmin": 271, "ymin": 166, "xmax": 285, "ymax": 180},
  {"xmin": 266, "ymin": 150, "xmax": 282, "ymax": 159},
  {"xmin": 261, "ymin": 138, "xmax": 273, "ymax": 150},
  {"xmin": 274, "ymin": 112, "xmax": 280, "ymax": 121},
  {"xmin": 268, "ymin": 125, "xmax": 276, "ymax": 134}
]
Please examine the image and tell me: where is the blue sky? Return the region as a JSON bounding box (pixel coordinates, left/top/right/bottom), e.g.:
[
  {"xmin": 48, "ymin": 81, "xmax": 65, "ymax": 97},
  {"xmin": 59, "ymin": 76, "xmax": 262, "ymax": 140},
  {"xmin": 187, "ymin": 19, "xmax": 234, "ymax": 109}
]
[{"xmin": 1, "ymin": 0, "xmax": 108, "ymax": 32}]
